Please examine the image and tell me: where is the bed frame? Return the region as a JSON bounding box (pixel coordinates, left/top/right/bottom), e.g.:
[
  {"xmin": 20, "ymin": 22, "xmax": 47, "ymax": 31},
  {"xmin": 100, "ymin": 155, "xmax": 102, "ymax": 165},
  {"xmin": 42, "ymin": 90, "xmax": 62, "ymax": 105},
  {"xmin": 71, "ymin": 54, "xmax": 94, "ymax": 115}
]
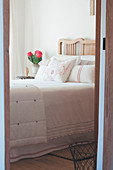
[{"xmin": 58, "ymin": 38, "xmax": 95, "ymax": 56}]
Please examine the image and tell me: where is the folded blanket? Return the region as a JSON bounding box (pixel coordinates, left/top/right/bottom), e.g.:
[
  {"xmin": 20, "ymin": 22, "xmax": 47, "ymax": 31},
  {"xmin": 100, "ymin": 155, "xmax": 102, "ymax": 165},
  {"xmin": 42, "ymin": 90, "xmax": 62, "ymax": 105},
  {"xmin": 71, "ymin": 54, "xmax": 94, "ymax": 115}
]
[{"xmin": 10, "ymin": 82, "xmax": 47, "ymax": 148}]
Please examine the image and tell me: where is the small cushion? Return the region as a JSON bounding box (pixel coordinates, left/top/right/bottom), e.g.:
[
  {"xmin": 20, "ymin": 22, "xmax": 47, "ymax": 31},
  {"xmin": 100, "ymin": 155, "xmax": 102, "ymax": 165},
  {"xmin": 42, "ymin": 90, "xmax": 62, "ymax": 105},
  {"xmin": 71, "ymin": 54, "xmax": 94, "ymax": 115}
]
[{"xmin": 68, "ymin": 65, "xmax": 95, "ymax": 83}]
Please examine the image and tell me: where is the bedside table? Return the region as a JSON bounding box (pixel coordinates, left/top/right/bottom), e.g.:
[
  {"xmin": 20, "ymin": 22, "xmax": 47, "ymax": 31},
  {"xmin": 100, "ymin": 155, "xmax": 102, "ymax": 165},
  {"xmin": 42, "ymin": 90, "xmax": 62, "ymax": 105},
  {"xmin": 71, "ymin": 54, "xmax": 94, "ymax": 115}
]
[{"xmin": 16, "ymin": 76, "xmax": 35, "ymax": 80}]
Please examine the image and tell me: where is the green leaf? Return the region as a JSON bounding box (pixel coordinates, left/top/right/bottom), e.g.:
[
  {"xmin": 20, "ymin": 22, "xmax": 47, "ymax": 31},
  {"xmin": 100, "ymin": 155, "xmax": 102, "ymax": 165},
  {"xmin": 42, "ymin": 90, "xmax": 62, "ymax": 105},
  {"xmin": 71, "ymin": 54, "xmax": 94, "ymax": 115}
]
[
  {"xmin": 28, "ymin": 56, "xmax": 33, "ymax": 63},
  {"xmin": 28, "ymin": 54, "xmax": 42, "ymax": 64}
]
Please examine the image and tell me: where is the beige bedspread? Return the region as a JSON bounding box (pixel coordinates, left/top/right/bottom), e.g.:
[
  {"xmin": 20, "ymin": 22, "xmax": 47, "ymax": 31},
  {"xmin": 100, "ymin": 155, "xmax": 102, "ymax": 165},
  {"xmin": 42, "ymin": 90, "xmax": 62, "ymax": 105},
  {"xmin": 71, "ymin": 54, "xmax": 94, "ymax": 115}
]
[
  {"xmin": 10, "ymin": 80, "xmax": 95, "ymax": 149},
  {"xmin": 10, "ymin": 82, "xmax": 47, "ymax": 148}
]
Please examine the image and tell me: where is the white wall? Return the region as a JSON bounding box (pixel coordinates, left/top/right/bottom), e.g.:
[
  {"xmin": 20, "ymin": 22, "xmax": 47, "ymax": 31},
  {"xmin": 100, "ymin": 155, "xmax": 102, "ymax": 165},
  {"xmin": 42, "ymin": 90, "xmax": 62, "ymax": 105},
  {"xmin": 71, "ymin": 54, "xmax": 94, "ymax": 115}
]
[
  {"xmin": 11, "ymin": 0, "xmax": 95, "ymax": 75},
  {"xmin": 24, "ymin": 0, "xmax": 95, "ymax": 63},
  {"xmin": 16, "ymin": 0, "xmax": 25, "ymax": 75},
  {"xmin": 10, "ymin": 0, "xmax": 25, "ymax": 79}
]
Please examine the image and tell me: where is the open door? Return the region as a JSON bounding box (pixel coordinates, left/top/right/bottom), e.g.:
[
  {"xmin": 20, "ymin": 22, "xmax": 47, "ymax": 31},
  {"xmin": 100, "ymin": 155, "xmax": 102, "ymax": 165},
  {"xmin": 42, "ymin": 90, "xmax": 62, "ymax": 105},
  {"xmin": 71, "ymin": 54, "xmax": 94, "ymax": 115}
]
[
  {"xmin": 97, "ymin": 0, "xmax": 113, "ymax": 169},
  {"xmin": 96, "ymin": 0, "xmax": 107, "ymax": 169}
]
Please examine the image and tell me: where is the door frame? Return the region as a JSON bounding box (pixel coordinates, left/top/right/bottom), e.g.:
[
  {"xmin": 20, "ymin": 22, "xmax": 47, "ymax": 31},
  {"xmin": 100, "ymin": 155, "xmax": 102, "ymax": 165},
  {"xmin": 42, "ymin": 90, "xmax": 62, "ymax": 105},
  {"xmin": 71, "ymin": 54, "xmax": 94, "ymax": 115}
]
[
  {"xmin": 95, "ymin": 0, "xmax": 101, "ymax": 144},
  {"xmin": 3, "ymin": 0, "xmax": 101, "ymax": 169},
  {"xmin": 103, "ymin": 0, "xmax": 113, "ymax": 169},
  {"xmin": 4, "ymin": 0, "xmax": 10, "ymax": 170}
]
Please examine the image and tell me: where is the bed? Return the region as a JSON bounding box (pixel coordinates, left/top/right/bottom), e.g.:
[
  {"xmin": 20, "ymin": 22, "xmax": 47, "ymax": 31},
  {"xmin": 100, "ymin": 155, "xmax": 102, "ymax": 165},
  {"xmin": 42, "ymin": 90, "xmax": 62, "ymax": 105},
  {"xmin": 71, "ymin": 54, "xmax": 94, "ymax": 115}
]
[{"xmin": 10, "ymin": 38, "xmax": 95, "ymax": 162}]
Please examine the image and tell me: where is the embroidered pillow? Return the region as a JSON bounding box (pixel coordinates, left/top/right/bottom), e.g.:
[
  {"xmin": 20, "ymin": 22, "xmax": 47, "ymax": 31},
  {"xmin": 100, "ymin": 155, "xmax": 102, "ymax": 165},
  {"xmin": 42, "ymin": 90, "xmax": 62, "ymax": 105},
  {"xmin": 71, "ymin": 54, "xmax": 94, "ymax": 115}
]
[
  {"xmin": 42, "ymin": 58, "xmax": 76, "ymax": 82},
  {"xmin": 79, "ymin": 55, "xmax": 95, "ymax": 65},
  {"xmin": 36, "ymin": 58, "xmax": 76, "ymax": 82},
  {"xmin": 68, "ymin": 65, "xmax": 95, "ymax": 83}
]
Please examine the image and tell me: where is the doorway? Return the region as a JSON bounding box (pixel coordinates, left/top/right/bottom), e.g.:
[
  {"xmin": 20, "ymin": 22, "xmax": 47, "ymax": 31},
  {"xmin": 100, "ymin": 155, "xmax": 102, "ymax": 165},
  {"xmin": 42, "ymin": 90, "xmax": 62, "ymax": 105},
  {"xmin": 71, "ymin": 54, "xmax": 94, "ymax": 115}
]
[{"xmin": 1, "ymin": 0, "xmax": 103, "ymax": 170}]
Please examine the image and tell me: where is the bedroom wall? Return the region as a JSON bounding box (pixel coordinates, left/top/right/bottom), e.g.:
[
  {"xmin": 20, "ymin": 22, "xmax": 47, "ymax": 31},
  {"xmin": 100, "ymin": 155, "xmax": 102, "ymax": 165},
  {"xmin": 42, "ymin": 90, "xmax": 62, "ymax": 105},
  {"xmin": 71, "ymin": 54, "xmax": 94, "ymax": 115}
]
[
  {"xmin": 10, "ymin": 0, "xmax": 25, "ymax": 79},
  {"xmin": 24, "ymin": 0, "xmax": 96, "ymax": 73}
]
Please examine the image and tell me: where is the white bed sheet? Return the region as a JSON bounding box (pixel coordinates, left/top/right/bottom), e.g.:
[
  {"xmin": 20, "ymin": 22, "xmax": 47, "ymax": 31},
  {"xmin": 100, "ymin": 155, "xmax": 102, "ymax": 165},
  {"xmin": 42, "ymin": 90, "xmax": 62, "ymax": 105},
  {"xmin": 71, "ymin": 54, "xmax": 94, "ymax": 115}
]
[{"xmin": 11, "ymin": 79, "xmax": 94, "ymax": 88}]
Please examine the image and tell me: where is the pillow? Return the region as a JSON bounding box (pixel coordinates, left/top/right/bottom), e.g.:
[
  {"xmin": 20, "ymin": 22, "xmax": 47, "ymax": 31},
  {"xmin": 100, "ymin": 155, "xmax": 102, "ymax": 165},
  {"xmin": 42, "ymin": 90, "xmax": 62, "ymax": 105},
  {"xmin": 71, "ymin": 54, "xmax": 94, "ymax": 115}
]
[
  {"xmin": 35, "ymin": 65, "xmax": 47, "ymax": 81},
  {"xmin": 38, "ymin": 59, "xmax": 50, "ymax": 66},
  {"xmin": 53, "ymin": 55, "xmax": 80, "ymax": 64},
  {"xmin": 79, "ymin": 55, "xmax": 95, "ymax": 65},
  {"xmin": 35, "ymin": 58, "xmax": 76, "ymax": 82},
  {"xmin": 38, "ymin": 54, "xmax": 80, "ymax": 66},
  {"xmin": 68, "ymin": 65, "xmax": 95, "ymax": 83}
]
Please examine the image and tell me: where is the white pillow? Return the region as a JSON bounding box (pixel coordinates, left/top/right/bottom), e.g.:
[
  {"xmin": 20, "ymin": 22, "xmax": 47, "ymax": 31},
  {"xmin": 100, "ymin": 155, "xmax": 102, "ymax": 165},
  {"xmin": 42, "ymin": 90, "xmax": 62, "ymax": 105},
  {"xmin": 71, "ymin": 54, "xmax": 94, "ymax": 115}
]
[
  {"xmin": 35, "ymin": 58, "xmax": 76, "ymax": 82},
  {"xmin": 53, "ymin": 55, "xmax": 95, "ymax": 65},
  {"xmin": 68, "ymin": 65, "xmax": 95, "ymax": 83},
  {"xmin": 38, "ymin": 55, "xmax": 80, "ymax": 66},
  {"xmin": 35, "ymin": 65, "xmax": 46, "ymax": 81},
  {"xmin": 79, "ymin": 55, "xmax": 95, "ymax": 65},
  {"xmin": 38, "ymin": 59, "xmax": 50, "ymax": 66},
  {"xmin": 53, "ymin": 55, "xmax": 80, "ymax": 64}
]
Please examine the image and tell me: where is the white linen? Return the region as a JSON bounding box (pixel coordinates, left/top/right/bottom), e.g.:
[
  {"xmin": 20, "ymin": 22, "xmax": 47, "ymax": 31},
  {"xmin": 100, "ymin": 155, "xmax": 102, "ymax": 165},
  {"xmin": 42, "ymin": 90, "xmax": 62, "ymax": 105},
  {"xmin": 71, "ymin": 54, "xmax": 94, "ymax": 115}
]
[
  {"xmin": 10, "ymin": 81, "xmax": 47, "ymax": 148},
  {"xmin": 10, "ymin": 80, "xmax": 95, "ymax": 162}
]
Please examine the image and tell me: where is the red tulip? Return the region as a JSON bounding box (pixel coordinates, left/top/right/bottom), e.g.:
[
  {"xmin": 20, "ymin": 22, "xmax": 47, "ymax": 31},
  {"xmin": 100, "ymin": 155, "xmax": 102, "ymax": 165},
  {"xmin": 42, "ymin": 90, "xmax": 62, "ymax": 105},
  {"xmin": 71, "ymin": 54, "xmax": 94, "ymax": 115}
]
[
  {"xmin": 35, "ymin": 50, "xmax": 42, "ymax": 58},
  {"xmin": 27, "ymin": 52, "xmax": 33, "ymax": 58}
]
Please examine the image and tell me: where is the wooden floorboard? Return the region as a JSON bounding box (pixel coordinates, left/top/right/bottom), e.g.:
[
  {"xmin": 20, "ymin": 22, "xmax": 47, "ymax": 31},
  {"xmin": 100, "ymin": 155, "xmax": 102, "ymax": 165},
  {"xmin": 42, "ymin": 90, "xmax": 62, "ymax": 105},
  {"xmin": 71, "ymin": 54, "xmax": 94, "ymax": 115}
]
[
  {"xmin": 10, "ymin": 155, "xmax": 74, "ymax": 170},
  {"xmin": 10, "ymin": 143, "xmax": 96, "ymax": 170}
]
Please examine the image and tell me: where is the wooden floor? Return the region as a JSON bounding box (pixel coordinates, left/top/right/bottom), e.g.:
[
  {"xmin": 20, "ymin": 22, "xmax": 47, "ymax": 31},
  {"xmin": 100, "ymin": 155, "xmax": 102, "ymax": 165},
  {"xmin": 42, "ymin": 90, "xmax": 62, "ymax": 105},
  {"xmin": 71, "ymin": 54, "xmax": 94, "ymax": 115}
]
[
  {"xmin": 10, "ymin": 143, "xmax": 96, "ymax": 170},
  {"xmin": 10, "ymin": 155, "xmax": 74, "ymax": 170}
]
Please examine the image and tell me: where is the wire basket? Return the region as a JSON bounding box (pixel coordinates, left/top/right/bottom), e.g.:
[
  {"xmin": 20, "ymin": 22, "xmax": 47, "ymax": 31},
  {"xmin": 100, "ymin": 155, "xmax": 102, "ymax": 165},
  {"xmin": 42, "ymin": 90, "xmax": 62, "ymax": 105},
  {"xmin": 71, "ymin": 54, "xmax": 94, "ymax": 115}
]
[
  {"xmin": 69, "ymin": 141, "xmax": 96, "ymax": 170},
  {"xmin": 49, "ymin": 141, "xmax": 96, "ymax": 170}
]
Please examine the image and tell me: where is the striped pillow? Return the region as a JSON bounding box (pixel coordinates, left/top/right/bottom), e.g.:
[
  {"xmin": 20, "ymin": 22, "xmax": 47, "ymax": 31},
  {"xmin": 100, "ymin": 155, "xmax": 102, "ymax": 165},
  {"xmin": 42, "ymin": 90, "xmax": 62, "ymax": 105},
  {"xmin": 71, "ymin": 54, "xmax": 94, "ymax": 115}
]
[
  {"xmin": 68, "ymin": 65, "xmax": 95, "ymax": 83},
  {"xmin": 79, "ymin": 55, "xmax": 95, "ymax": 65}
]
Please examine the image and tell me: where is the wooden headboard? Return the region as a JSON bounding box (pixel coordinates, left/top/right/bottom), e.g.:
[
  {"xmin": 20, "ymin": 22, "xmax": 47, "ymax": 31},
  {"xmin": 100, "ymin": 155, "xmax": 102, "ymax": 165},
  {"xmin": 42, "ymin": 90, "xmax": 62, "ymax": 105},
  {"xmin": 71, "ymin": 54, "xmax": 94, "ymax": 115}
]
[{"xmin": 58, "ymin": 38, "xmax": 95, "ymax": 56}]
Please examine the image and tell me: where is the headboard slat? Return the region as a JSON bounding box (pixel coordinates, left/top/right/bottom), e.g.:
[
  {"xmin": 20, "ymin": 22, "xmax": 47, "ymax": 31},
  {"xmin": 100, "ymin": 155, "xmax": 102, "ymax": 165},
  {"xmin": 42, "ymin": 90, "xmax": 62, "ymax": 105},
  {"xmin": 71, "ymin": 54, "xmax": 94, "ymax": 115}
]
[{"xmin": 58, "ymin": 38, "xmax": 95, "ymax": 56}]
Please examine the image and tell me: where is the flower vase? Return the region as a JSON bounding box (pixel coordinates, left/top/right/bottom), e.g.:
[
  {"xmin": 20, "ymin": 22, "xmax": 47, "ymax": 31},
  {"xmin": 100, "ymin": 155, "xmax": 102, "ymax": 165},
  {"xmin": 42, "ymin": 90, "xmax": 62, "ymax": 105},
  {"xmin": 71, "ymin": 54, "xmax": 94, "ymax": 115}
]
[{"xmin": 32, "ymin": 64, "xmax": 39, "ymax": 74}]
